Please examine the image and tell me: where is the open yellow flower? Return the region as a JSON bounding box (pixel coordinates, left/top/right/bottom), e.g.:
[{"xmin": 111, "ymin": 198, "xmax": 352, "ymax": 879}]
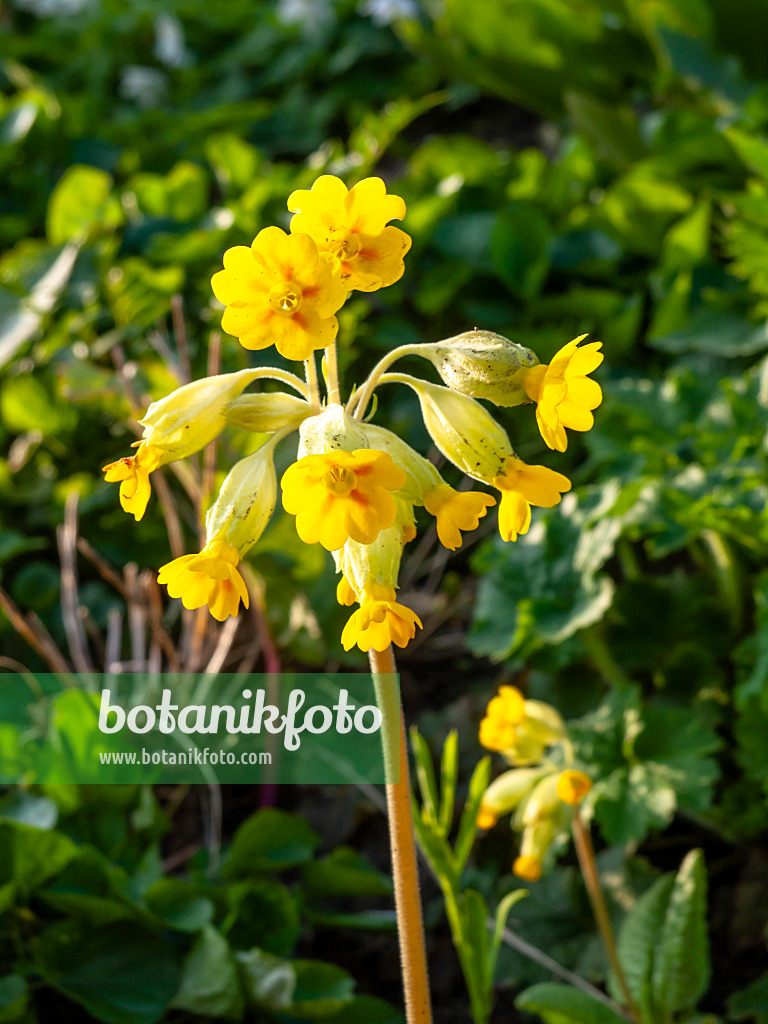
[
  {"xmin": 281, "ymin": 449, "xmax": 406, "ymax": 550},
  {"xmin": 157, "ymin": 540, "xmax": 249, "ymax": 622},
  {"xmin": 557, "ymin": 770, "xmax": 592, "ymax": 806},
  {"xmin": 493, "ymin": 457, "xmax": 571, "ymax": 542},
  {"xmin": 102, "ymin": 443, "xmax": 164, "ymax": 521},
  {"xmin": 520, "ymin": 335, "xmax": 603, "ymax": 452},
  {"xmin": 423, "ymin": 483, "xmax": 496, "ymax": 551},
  {"xmin": 211, "ymin": 226, "xmax": 347, "ymax": 361},
  {"xmin": 341, "ymin": 583, "xmax": 422, "ymax": 653},
  {"xmin": 479, "ymin": 685, "xmax": 566, "ymax": 765},
  {"xmin": 288, "ymin": 175, "xmax": 411, "ymax": 292}
]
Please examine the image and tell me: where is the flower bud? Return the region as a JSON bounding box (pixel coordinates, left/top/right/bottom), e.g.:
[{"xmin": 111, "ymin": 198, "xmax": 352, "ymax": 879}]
[
  {"xmin": 404, "ymin": 378, "xmax": 515, "ymax": 483},
  {"xmin": 334, "ymin": 496, "xmax": 414, "ymax": 598},
  {"xmin": 139, "ymin": 368, "xmax": 265, "ymax": 460},
  {"xmin": 205, "ymin": 440, "xmax": 277, "ymax": 556},
  {"xmin": 223, "ymin": 392, "xmax": 311, "ymax": 433},
  {"xmin": 479, "ymin": 767, "xmax": 549, "ymax": 825},
  {"xmin": 363, "ymin": 423, "xmax": 441, "ymax": 504},
  {"xmin": 425, "ymin": 330, "xmax": 539, "ymax": 407}
]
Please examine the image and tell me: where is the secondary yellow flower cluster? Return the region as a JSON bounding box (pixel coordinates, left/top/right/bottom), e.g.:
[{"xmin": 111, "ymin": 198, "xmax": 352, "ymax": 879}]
[
  {"xmin": 102, "ymin": 175, "xmax": 603, "ymax": 653},
  {"xmin": 476, "ymin": 685, "xmax": 592, "ymax": 882}
]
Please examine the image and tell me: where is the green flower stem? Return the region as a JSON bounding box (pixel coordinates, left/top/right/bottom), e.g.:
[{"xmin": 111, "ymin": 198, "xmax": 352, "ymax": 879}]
[
  {"xmin": 371, "ymin": 646, "xmax": 434, "ymax": 1024},
  {"xmin": 304, "ymin": 355, "xmax": 321, "ymax": 409},
  {"xmin": 349, "ymin": 344, "xmax": 428, "ymax": 420},
  {"xmin": 571, "ymin": 810, "xmax": 641, "ymax": 1024},
  {"xmin": 252, "ymin": 366, "xmax": 310, "ymax": 399}
]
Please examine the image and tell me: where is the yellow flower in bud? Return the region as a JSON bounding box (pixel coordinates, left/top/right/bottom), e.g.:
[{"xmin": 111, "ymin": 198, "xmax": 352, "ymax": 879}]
[
  {"xmin": 281, "ymin": 449, "xmax": 406, "ymax": 550},
  {"xmin": 341, "ymin": 582, "xmax": 422, "ymax": 652},
  {"xmin": 557, "ymin": 770, "xmax": 592, "ymax": 806},
  {"xmin": 520, "ymin": 775, "xmax": 561, "ymax": 826},
  {"xmin": 493, "ymin": 456, "xmax": 571, "ymax": 543},
  {"xmin": 158, "ymin": 540, "xmax": 249, "ymax": 622},
  {"xmin": 211, "ymin": 227, "xmax": 347, "ymax": 361},
  {"xmin": 401, "ymin": 378, "xmax": 514, "ymax": 483},
  {"xmin": 102, "ymin": 443, "xmax": 164, "ymax": 521},
  {"xmin": 476, "ymin": 766, "xmax": 549, "ymax": 831},
  {"xmin": 423, "ymin": 483, "xmax": 496, "ymax": 551},
  {"xmin": 139, "ymin": 369, "xmax": 268, "ymax": 459},
  {"xmin": 288, "ymin": 175, "xmax": 411, "ymax": 292},
  {"xmin": 334, "ymin": 496, "xmax": 414, "ymax": 612},
  {"xmin": 514, "ymin": 818, "xmax": 558, "ymax": 882},
  {"xmin": 424, "ymin": 330, "xmax": 539, "ymax": 407},
  {"xmin": 223, "ymin": 392, "xmax": 310, "ymax": 434},
  {"xmin": 520, "ymin": 335, "xmax": 603, "ymax": 452},
  {"xmin": 476, "ymin": 806, "xmax": 498, "ymax": 830}
]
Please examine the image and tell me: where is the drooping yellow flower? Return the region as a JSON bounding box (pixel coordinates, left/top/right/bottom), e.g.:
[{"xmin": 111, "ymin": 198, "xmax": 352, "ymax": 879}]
[
  {"xmin": 557, "ymin": 770, "xmax": 592, "ymax": 806},
  {"xmin": 479, "ymin": 685, "xmax": 566, "ymax": 765},
  {"xmin": 281, "ymin": 449, "xmax": 406, "ymax": 550},
  {"xmin": 102, "ymin": 443, "xmax": 164, "ymax": 521},
  {"xmin": 423, "ymin": 483, "xmax": 496, "ymax": 551},
  {"xmin": 336, "ymin": 575, "xmax": 358, "ymax": 606},
  {"xmin": 157, "ymin": 540, "xmax": 249, "ymax": 622},
  {"xmin": 513, "ymin": 855, "xmax": 543, "ymax": 883},
  {"xmin": 493, "ymin": 457, "xmax": 571, "ymax": 543},
  {"xmin": 288, "ymin": 175, "xmax": 411, "ymax": 292},
  {"xmin": 475, "ymin": 766, "xmax": 548, "ymax": 831},
  {"xmin": 211, "ymin": 226, "xmax": 347, "ymax": 361},
  {"xmin": 513, "ymin": 818, "xmax": 557, "ymax": 882},
  {"xmin": 520, "ymin": 335, "xmax": 603, "ymax": 452},
  {"xmin": 341, "ymin": 583, "xmax": 422, "ymax": 653}
]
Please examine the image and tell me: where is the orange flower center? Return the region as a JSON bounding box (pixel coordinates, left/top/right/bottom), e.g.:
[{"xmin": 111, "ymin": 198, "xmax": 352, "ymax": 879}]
[
  {"xmin": 329, "ymin": 235, "xmax": 359, "ymax": 261},
  {"xmin": 269, "ymin": 282, "xmax": 302, "ymax": 313},
  {"xmin": 323, "ymin": 465, "xmax": 356, "ymax": 496}
]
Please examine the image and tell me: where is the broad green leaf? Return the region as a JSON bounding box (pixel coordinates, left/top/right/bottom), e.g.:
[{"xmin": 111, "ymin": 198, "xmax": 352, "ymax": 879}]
[
  {"xmin": 283, "ymin": 960, "xmax": 355, "ymax": 1019},
  {"xmin": 728, "ymin": 970, "xmax": 768, "ymax": 1024},
  {"xmin": 651, "ymin": 850, "xmax": 710, "ymax": 1015},
  {"xmin": 237, "ymin": 948, "xmax": 296, "ymax": 1011},
  {"xmin": 612, "ymin": 873, "xmax": 676, "ymax": 1019},
  {"xmin": 516, "ymin": 983, "xmax": 628, "ymax": 1024},
  {"xmin": 490, "ymin": 203, "xmax": 551, "ymax": 297},
  {"xmin": 0, "ymin": 975, "xmax": 27, "ymax": 1023},
  {"xmin": 46, "ymin": 165, "xmax": 121, "ymax": 244},
  {"xmin": 0, "ymin": 820, "xmax": 77, "ymax": 892},
  {"xmin": 143, "ymin": 878, "xmax": 214, "ymax": 932},
  {"xmin": 223, "ymin": 809, "xmax": 320, "ymax": 876},
  {"xmin": 170, "ymin": 926, "xmax": 242, "ymax": 1018},
  {"xmin": 302, "ymin": 847, "xmax": 392, "ymax": 898},
  {"xmin": 222, "ymin": 879, "xmax": 301, "ymax": 957}
]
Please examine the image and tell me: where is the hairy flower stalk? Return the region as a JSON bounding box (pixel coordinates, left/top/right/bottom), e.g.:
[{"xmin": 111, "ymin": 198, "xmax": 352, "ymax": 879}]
[{"xmin": 101, "ymin": 174, "xmax": 603, "ymax": 1024}]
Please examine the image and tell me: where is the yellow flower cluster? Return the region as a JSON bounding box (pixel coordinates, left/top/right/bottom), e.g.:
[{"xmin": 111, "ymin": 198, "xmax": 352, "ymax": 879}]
[
  {"xmin": 102, "ymin": 174, "xmax": 602, "ymax": 653},
  {"xmin": 476, "ymin": 685, "xmax": 592, "ymax": 882}
]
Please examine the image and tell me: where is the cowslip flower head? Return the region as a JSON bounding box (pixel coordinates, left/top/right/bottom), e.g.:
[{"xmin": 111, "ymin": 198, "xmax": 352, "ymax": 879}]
[
  {"xmin": 520, "ymin": 335, "xmax": 603, "ymax": 452},
  {"xmin": 102, "ymin": 442, "xmax": 164, "ymax": 521},
  {"xmin": 341, "ymin": 582, "xmax": 422, "ymax": 653},
  {"xmin": 479, "ymin": 685, "xmax": 566, "ymax": 765},
  {"xmin": 423, "ymin": 484, "xmax": 496, "ymax": 551},
  {"xmin": 211, "ymin": 226, "xmax": 347, "ymax": 361},
  {"xmin": 493, "ymin": 456, "xmax": 571, "ymax": 543},
  {"xmin": 158, "ymin": 540, "xmax": 249, "ymax": 622},
  {"xmin": 281, "ymin": 449, "xmax": 406, "ymax": 551},
  {"xmin": 288, "ymin": 175, "xmax": 411, "ymax": 292}
]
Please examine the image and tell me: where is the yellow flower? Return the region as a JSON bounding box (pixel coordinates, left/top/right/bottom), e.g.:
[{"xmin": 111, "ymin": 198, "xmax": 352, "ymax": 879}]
[
  {"xmin": 520, "ymin": 335, "xmax": 603, "ymax": 452},
  {"xmin": 476, "ymin": 766, "xmax": 549, "ymax": 831},
  {"xmin": 423, "ymin": 483, "xmax": 496, "ymax": 551},
  {"xmin": 102, "ymin": 443, "xmax": 163, "ymax": 521},
  {"xmin": 157, "ymin": 540, "xmax": 249, "ymax": 622},
  {"xmin": 287, "ymin": 175, "xmax": 411, "ymax": 292},
  {"xmin": 281, "ymin": 449, "xmax": 406, "ymax": 551},
  {"xmin": 479, "ymin": 685, "xmax": 566, "ymax": 765},
  {"xmin": 493, "ymin": 457, "xmax": 571, "ymax": 543},
  {"xmin": 557, "ymin": 770, "xmax": 592, "ymax": 806},
  {"xmin": 513, "ymin": 818, "xmax": 557, "ymax": 882},
  {"xmin": 211, "ymin": 226, "xmax": 347, "ymax": 361},
  {"xmin": 341, "ymin": 583, "xmax": 422, "ymax": 652},
  {"xmin": 513, "ymin": 855, "xmax": 543, "ymax": 883},
  {"xmin": 336, "ymin": 575, "xmax": 358, "ymax": 606}
]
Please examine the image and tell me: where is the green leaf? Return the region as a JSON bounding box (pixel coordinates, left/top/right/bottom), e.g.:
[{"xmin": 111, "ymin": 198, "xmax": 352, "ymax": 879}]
[
  {"xmin": 490, "ymin": 889, "xmax": 528, "ymax": 985},
  {"xmin": 728, "ymin": 970, "xmax": 768, "ymax": 1024},
  {"xmin": 0, "ymin": 820, "xmax": 77, "ymax": 892},
  {"xmin": 143, "ymin": 878, "xmax": 214, "ymax": 932},
  {"xmin": 283, "ymin": 960, "xmax": 355, "ymax": 1019},
  {"xmin": 454, "ymin": 756, "xmax": 491, "ymax": 871},
  {"xmin": 439, "ymin": 730, "xmax": 459, "ymax": 835},
  {"xmin": 223, "ymin": 809, "xmax": 320, "ymax": 876},
  {"xmin": 410, "ymin": 726, "xmax": 440, "ymax": 827},
  {"xmin": 651, "ymin": 850, "xmax": 710, "ymax": 1016},
  {"xmin": 516, "ymin": 983, "xmax": 628, "ymax": 1024},
  {"xmin": 35, "ymin": 922, "xmax": 182, "ymax": 1024},
  {"xmin": 222, "ymin": 879, "xmax": 301, "ymax": 956},
  {"xmin": 612, "ymin": 873, "xmax": 676, "ymax": 1019},
  {"xmin": 0, "ymin": 373, "xmax": 76, "ymax": 436},
  {"xmin": 324, "ymin": 995, "xmax": 405, "ymax": 1024},
  {"xmin": 237, "ymin": 948, "xmax": 296, "ymax": 1011},
  {"xmin": 490, "ymin": 203, "xmax": 551, "ymax": 297},
  {"xmin": 0, "ymin": 975, "xmax": 27, "ymax": 1022},
  {"xmin": 46, "ymin": 165, "xmax": 121, "ymax": 244},
  {"xmin": 170, "ymin": 926, "xmax": 243, "ymax": 1019},
  {"xmin": 302, "ymin": 847, "xmax": 392, "ymax": 898}
]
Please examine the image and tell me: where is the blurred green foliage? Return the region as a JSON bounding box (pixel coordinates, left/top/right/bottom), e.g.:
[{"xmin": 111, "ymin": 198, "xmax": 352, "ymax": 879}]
[{"xmin": 3, "ymin": 0, "xmax": 768, "ymax": 1020}]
